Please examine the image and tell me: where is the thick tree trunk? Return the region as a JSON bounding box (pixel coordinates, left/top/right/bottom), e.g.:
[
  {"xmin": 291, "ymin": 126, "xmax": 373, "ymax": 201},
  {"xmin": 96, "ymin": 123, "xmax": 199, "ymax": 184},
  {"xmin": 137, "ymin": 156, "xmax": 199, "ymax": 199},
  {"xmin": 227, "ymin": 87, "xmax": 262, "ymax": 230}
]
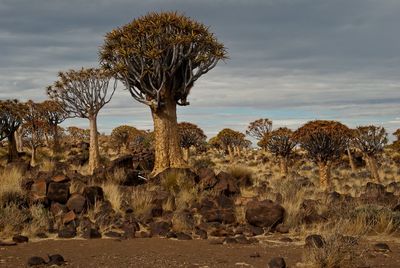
[
  {"xmin": 182, "ymin": 147, "xmax": 190, "ymax": 163},
  {"xmin": 347, "ymin": 148, "xmax": 356, "ymax": 172},
  {"xmin": 7, "ymin": 133, "xmax": 19, "ymax": 162},
  {"xmin": 150, "ymin": 97, "xmax": 186, "ymax": 176},
  {"xmin": 367, "ymin": 155, "xmax": 380, "ymax": 182},
  {"xmin": 317, "ymin": 161, "xmax": 331, "ymax": 190},
  {"xmin": 15, "ymin": 127, "xmax": 23, "ymax": 152},
  {"xmin": 279, "ymin": 157, "xmax": 288, "ymax": 177},
  {"xmin": 88, "ymin": 116, "xmax": 100, "ymax": 174},
  {"xmin": 30, "ymin": 146, "xmax": 37, "ymax": 167},
  {"xmin": 53, "ymin": 125, "xmax": 61, "ymax": 156}
]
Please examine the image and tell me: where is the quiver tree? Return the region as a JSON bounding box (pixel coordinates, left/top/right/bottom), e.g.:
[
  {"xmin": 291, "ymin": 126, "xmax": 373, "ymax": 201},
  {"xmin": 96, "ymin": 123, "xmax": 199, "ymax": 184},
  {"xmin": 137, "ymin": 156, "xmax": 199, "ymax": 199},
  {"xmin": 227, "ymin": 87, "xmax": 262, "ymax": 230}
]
[
  {"xmin": 216, "ymin": 128, "xmax": 246, "ymax": 160},
  {"xmin": 39, "ymin": 100, "xmax": 67, "ymax": 156},
  {"xmin": 246, "ymin": 118, "xmax": 272, "ymax": 141},
  {"xmin": 110, "ymin": 125, "xmax": 142, "ymax": 153},
  {"xmin": 293, "ymin": 120, "xmax": 351, "ymax": 190},
  {"xmin": 47, "ymin": 68, "xmax": 116, "ymax": 174},
  {"xmin": 178, "ymin": 122, "xmax": 207, "ymax": 162},
  {"xmin": 392, "ymin": 129, "xmax": 400, "ymax": 152},
  {"xmin": 0, "ymin": 100, "xmax": 27, "ymax": 162},
  {"xmin": 67, "ymin": 126, "xmax": 90, "ymax": 144},
  {"xmin": 100, "ymin": 11, "xmax": 226, "ymax": 175},
  {"xmin": 352, "ymin": 125, "xmax": 388, "ymax": 182},
  {"xmin": 264, "ymin": 127, "xmax": 297, "ymax": 177},
  {"xmin": 22, "ymin": 100, "xmax": 48, "ymax": 166}
]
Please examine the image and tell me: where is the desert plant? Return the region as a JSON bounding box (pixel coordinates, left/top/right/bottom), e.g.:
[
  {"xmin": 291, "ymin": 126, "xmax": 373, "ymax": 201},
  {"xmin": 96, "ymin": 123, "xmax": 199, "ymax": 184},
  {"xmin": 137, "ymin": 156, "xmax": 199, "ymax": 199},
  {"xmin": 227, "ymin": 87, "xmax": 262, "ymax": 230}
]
[
  {"xmin": 294, "ymin": 120, "xmax": 351, "ymax": 190},
  {"xmin": 216, "ymin": 128, "xmax": 247, "ymax": 160},
  {"xmin": 100, "ymin": 11, "xmax": 227, "ymax": 176},
  {"xmin": 0, "ymin": 166, "xmax": 25, "ymax": 207},
  {"xmin": 47, "ymin": 68, "xmax": 117, "ymax": 174},
  {"xmin": 130, "ymin": 187, "xmax": 154, "ymax": 219},
  {"xmin": 246, "ymin": 118, "xmax": 272, "ymax": 140},
  {"xmin": 352, "ymin": 125, "xmax": 388, "ymax": 182},
  {"xmin": 110, "ymin": 125, "xmax": 143, "ymax": 153},
  {"xmin": 102, "ymin": 183, "xmax": 122, "ymax": 213},
  {"xmin": 178, "ymin": 122, "xmax": 207, "ymax": 162}
]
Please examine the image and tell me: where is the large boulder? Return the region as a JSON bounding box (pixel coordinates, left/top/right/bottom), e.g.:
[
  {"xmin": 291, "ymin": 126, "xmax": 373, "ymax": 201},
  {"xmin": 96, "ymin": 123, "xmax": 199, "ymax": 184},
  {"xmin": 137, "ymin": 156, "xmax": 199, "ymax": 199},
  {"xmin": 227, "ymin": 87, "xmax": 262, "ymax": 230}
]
[
  {"xmin": 199, "ymin": 195, "xmax": 236, "ymax": 224},
  {"xmin": 214, "ymin": 171, "xmax": 240, "ymax": 196},
  {"xmin": 47, "ymin": 182, "xmax": 70, "ymax": 204},
  {"xmin": 66, "ymin": 193, "xmax": 86, "ymax": 213},
  {"xmin": 245, "ymin": 199, "xmax": 285, "ymax": 229},
  {"xmin": 198, "ymin": 168, "xmax": 218, "ymax": 190}
]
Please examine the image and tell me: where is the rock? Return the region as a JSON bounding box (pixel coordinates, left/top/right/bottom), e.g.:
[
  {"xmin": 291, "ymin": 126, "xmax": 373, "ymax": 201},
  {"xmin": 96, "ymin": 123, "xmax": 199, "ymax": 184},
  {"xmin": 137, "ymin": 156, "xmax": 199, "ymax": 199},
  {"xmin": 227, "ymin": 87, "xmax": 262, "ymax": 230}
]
[
  {"xmin": 47, "ymin": 182, "xmax": 70, "ymax": 203},
  {"xmin": 58, "ymin": 227, "xmax": 76, "ymax": 238},
  {"xmin": 50, "ymin": 202, "xmax": 68, "ymax": 216},
  {"xmin": 12, "ymin": 234, "xmax": 28, "ymax": 243},
  {"xmin": 83, "ymin": 186, "xmax": 104, "ymax": 207},
  {"xmin": 195, "ymin": 228, "xmax": 208, "ymax": 240},
  {"xmin": 52, "ymin": 174, "xmax": 69, "ymax": 183},
  {"xmin": 62, "ymin": 210, "xmax": 76, "ymax": 225},
  {"xmin": 280, "ymin": 237, "xmax": 293, "ymax": 243},
  {"xmin": 245, "ymin": 199, "xmax": 285, "ymax": 229},
  {"xmin": 275, "ymin": 224, "xmax": 289, "ymax": 234},
  {"xmin": 0, "ymin": 241, "xmax": 17, "ymax": 246},
  {"xmin": 137, "ymin": 231, "xmax": 151, "ymax": 238},
  {"xmin": 393, "ymin": 204, "xmax": 400, "ymax": 212},
  {"xmin": 176, "ymin": 232, "xmax": 192, "ymax": 240},
  {"xmin": 248, "ymin": 225, "xmax": 264, "ymax": 236},
  {"xmin": 104, "ymin": 231, "xmax": 123, "ymax": 238},
  {"xmin": 305, "ymin": 234, "xmax": 325, "ymax": 248},
  {"xmin": 209, "ymin": 239, "xmax": 224, "ymax": 245},
  {"xmin": 27, "ymin": 256, "xmax": 46, "ymax": 267},
  {"xmin": 374, "ymin": 243, "xmax": 391, "ymax": 252},
  {"xmin": 223, "ymin": 237, "xmax": 237, "ymax": 244},
  {"xmin": 35, "ymin": 232, "xmax": 48, "ymax": 239},
  {"xmin": 82, "ymin": 228, "xmax": 102, "ymax": 239},
  {"xmin": 66, "ymin": 193, "xmax": 86, "ymax": 213},
  {"xmin": 199, "ymin": 196, "xmax": 236, "ymax": 224},
  {"xmin": 214, "ymin": 171, "xmax": 240, "ymax": 196},
  {"xmin": 30, "ymin": 179, "xmax": 47, "ymax": 201},
  {"xmin": 150, "ymin": 221, "xmax": 171, "ymax": 236},
  {"xmin": 198, "ymin": 168, "xmax": 218, "ymax": 190},
  {"xmin": 268, "ymin": 257, "xmax": 286, "ymax": 268},
  {"xmin": 47, "ymin": 254, "xmax": 66, "ymax": 266},
  {"xmin": 235, "ymin": 235, "xmax": 251, "ymax": 244}
]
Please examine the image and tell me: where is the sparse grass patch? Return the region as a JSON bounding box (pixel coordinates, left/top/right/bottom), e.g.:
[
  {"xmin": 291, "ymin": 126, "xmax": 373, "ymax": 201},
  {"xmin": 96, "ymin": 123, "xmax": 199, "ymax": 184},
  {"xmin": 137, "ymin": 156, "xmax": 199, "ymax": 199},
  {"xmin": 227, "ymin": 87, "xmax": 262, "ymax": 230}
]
[
  {"xmin": 0, "ymin": 204, "xmax": 29, "ymax": 238},
  {"xmin": 228, "ymin": 165, "xmax": 253, "ymax": 185},
  {"xmin": 130, "ymin": 187, "xmax": 154, "ymax": 219},
  {"xmin": 0, "ymin": 166, "xmax": 25, "ymax": 206},
  {"xmin": 102, "ymin": 183, "xmax": 122, "ymax": 213}
]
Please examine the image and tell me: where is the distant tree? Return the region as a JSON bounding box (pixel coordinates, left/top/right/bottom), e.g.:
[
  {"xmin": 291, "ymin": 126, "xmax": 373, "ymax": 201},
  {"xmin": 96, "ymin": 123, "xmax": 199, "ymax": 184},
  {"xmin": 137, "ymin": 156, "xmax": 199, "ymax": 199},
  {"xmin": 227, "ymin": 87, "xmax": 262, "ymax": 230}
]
[
  {"xmin": 208, "ymin": 136, "xmax": 221, "ymax": 150},
  {"xmin": 264, "ymin": 127, "xmax": 297, "ymax": 177},
  {"xmin": 246, "ymin": 118, "xmax": 272, "ymax": 140},
  {"xmin": 67, "ymin": 126, "xmax": 90, "ymax": 144},
  {"xmin": 293, "ymin": 120, "xmax": 351, "ymax": 190},
  {"xmin": 352, "ymin": 125, "xmax": 388, "ymax": 182},
  {"xmin": 47, "ymin": 68, "xmax": 116, "ymax": 173},
  {"xmin": 0, "ymin": 100, "xmax": 27, "ymax": 162},
  {"xmin": 392, "ymin": 129, "xmax": 400, "ymax": 152},
  {"xmin": 39, "ymin": 100, "xmax": 67, "ymax": 156},
  {"xmin": 177, "ymin": 122, "xmax": 207, "ymax": 161},
  {"xmin": 110, "ymin": 125, "xmax": 142, "ymax": 153},
  {"xmin": 394, "ymin": 129, "xmax": 400, "ymax": 140},
  {"xmin": 100, "ymin": 12, "xmax": 226, "ymax": 175},
  {"xmin": 22, "ymin": 100, "xmax": 48, "ymax": 166},
  {"xmin": 216, "ymin": 128, "xmax": 246, "ymax": 160}
]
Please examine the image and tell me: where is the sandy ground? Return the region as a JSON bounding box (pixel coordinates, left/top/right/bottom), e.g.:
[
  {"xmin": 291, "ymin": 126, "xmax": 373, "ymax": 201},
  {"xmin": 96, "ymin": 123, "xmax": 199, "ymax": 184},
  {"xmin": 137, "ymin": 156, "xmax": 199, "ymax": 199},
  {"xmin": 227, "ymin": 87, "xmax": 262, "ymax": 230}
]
[{"xmin": 0, "ymin": 237, "xmax": 399, "ymax": 267}]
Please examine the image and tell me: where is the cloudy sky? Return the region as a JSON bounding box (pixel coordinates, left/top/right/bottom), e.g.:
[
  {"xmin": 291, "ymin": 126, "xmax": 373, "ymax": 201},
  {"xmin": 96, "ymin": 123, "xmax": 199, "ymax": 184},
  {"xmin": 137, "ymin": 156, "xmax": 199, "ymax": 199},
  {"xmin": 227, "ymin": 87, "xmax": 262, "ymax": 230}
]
[{"xmin": 0, "ymin": 0, "xmax": 399, "ymax": 141}]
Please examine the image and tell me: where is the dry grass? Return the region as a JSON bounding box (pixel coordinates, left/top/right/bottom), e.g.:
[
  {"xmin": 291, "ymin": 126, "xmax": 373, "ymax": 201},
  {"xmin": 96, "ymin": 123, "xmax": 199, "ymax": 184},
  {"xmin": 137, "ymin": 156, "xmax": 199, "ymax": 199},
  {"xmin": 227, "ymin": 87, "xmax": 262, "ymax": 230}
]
[
  {"xmin": 0, "ymin": 204, "xmax": 29, "ymax": 238},
  {"xmin": 101, "ymin": 182, "xmax": 122, "ymax": 213},
  {"xmin": 106, "ymin": 167, "xmax": 127, "ymax": 185},
  {"xmin": 0, "ymin": 166, "xmax": 25, "ymax": 206},
  {"xmin": 130, "ymin": 187, "xmax": 154, "ymax": 219},
  {"xmin": 23, "ymin": 204, "xmax": 53, "ymax": 236}
]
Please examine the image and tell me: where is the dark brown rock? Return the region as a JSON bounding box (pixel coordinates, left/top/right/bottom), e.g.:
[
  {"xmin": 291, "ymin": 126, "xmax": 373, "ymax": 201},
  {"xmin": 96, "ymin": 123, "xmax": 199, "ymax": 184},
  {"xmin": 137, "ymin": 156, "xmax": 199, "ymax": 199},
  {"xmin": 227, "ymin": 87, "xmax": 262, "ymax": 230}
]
[
  {"xmin": 66, "ymin": 193, "xmax": 86, "ymax": 213},
  {"xmin": 58, "ymin": 227, "xmax": 76, "ymax": 238},
  {"xmin": 83, "ymin": 186, "xmax": 104, "ymax": 207},
  {"xmin": 62, "ymin": 210, "xmax": 76, "ymax": 225},
  {"xmin": 150, "ymin": 221, "xmax": 171, "ymax": 236},
  {"xmin": 47, "ymin": 254, "xmax": 65, "ymax": 266},
  {"xmin": 27, "ymin": 256, "xmax": 46, "ymax": 267},
  {"xmin": 268, "ymin": 257, "xmax": 286, "ymax": 268},
  {"xmin": 214, "ymin": 171, "xmax": 240, "ymax": 196},
  {"xmin": 305, "ymin": 234, "xmax": 325, "ymax": 248},
  {"xmin": 245, "ymin": 199, "xmax": 285, "ymax": 229},
  {"xmin": 30, "ymin": 179, "xmax": 47, "ymax": 201},
  {"xmin": 12, "ymin": 235, "xmax": 28, "ymax": 243},
  {"xmin": 47, "ymin": 182, "xmax": 69, "ymax": 203}
]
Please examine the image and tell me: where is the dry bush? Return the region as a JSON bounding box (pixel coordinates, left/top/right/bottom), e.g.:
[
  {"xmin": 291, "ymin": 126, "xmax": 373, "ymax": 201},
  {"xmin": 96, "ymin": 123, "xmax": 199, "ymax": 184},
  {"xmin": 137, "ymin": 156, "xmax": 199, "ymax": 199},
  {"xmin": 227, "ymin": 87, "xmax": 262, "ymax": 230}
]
[
  {"xmin": 0, "ymin": 204, "xmax": 29, "ymax": 238},
  {"xmin": 192, "ymin": 156, "xmax": 215, "ymax": 171},
  {"xmin": 40, "ymin": 159, "xmax": 55, "ymax": 172},
  {"xmin": 101, "ymin": 183, "xmax": 122, "ymax": 213},
  {"xmin": 302, "ymin": 233, "xmax": 361, "ymax": 268},
  {"xmin": 0, "ymin": 166, "xmax": 25, "ymax": 206},
  {"xmin": 130, "ymin": 187, "xmax": 154, "ymax": 219},
  {"xmin": 23, "ymin": 204, "xmax": 53, "ymax": 236}
]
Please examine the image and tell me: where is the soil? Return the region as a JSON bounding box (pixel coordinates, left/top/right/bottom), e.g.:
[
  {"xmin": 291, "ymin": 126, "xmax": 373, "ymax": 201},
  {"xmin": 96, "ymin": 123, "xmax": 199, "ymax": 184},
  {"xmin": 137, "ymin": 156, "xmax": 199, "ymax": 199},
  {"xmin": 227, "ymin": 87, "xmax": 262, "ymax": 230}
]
[{"xmin": 0, "ymin": 237, "xmax": 399, "ymax": 268}]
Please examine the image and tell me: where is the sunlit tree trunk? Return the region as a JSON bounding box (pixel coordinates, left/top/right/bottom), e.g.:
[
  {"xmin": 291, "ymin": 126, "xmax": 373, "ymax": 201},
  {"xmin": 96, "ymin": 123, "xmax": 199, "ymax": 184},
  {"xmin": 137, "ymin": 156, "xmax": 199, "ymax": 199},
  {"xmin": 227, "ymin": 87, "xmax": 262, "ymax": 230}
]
[
  {"xmin": 182, "ymin": 147, "xmax": 190, "ymax": 163},
  {"xmin": 279, "ymin": 156, "xmax": 288, "ymax": 177},
  {"xmin": 347, "ymin": 148, "xmax": 356, "ymax": 172},
  {"xmin": 7, "ymin": 133, "xmax": 19, "ymax": 162},
  {"xmin": 14, "ymin": 127, "xmax": 23, "ymax": 152},
  {"xmin": 30, "ymin": 146, "xmax": 37, "ymax": 167},
  {"xmin": 88, "ymin": 115, "xmax": 100, "ymax": 174},
  {"xmin": 151, "ymin": 95, "xmax": 186, "ymax": 176},
  {"xmin": 318, "ymin": 161, "xmax": 331, "ymax": 190},
  {"xmin": 53, "ymin": 125, "xmax": 61, "ymax": 156},
  {"xmin": 366, "ymin": 155, "xmax": 380, "ymax": 182},
  {"xmin": 227, "ymin": 145, "xmax": 234, "ymax": 162}
]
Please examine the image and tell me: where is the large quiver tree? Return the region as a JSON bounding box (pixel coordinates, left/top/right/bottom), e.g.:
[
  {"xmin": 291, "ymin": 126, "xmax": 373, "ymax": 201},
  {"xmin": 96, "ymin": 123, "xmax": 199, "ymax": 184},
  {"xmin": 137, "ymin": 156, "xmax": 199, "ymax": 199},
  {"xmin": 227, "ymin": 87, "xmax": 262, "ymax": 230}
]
[
  {"xmin": 293, "ymin": 120, "xmax": 351, "ymax": 190},
  {"xmin": 0, "ymin": 100, "xmax": 26, "ymax": 162},
  {"xmin": 352, "ymin": 125, "xmax": 387, "ymax": 182},
  {"xmin": 100, "ymin": 11, "xmax": 227, "ymax": 176},
  {"xmin": 47, "ymin": 68, "xmax": 116, "ymax": 174}
]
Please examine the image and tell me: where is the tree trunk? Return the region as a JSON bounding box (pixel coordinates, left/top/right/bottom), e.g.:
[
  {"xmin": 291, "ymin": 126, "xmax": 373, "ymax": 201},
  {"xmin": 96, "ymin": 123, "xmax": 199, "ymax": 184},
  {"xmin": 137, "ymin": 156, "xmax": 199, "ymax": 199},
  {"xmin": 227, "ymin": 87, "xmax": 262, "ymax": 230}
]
[
  {"xmin": 88, "ymin": 116, "xmax": 100, "ymax": 174},
  {"xmin": 182, "ymin": 147, "xmax": 190, "ymax": 163},
  {"xmin": 227, "ymin": 145, "xmax": 234, "ymax": 162},
  {"xmin": 14, "ymin": 127, "xmax": 23, "ymax": 152},
  {"xmin": 150, "ymin": 96, "xmax": 186, "ymax": 176},
  {"xmin": 30, "ymin": 146, "xmax": 37, "ymax": 167},
  {"xmin": 347, "ymin": 148, "xmax": 356, "ymax": 172},
  {"xmin": 7, "ymin": 133, "xmax": 19, "ymax": 162},
  {"xmin": 367, "ymin": 155, "xmax": 380, "ymax": 182},
  {"xmin": 53, "ymin": 124, "xmax": 61, "ymax": 156},
  {"xmin": 279, "ymin": 157, "xmax": 288, "ymax": 177},
  {"xmin": 317, "ymin": 161, "xmax": 331, "ymax": 190}
]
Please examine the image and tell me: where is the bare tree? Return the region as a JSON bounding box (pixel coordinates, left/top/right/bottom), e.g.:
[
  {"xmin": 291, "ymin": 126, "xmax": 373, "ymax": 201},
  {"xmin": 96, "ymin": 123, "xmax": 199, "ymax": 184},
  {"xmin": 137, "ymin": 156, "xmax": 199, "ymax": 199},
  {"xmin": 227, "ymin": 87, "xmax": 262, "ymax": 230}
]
[
  {"xmin": 352, "ymin": 125, "xmax": 388, "ymax": 182},
  {"xmin": 178, "ymin": 122, "xmax": 207, "ymax": 162},
  {"xmin": 47, "ymin": 68, "xmax": 116, "ymax": 173},
  {"xmin": 100, "ymin": 12, "xmax": 226, "ymax": 175},
  {"xmin": 264, "ymin": 127, "xmax": 297, "ymax": 177},
  {"xmin": 246, "ymin": 118, "xmax": 272, "ymax": 140},
  {"xmin": 293, "ymin": 120, "xmax": 351, "ymax": 190},
  {"xmin": 0, "ymin": 100, "xmax": 26, "ymax": 162}
]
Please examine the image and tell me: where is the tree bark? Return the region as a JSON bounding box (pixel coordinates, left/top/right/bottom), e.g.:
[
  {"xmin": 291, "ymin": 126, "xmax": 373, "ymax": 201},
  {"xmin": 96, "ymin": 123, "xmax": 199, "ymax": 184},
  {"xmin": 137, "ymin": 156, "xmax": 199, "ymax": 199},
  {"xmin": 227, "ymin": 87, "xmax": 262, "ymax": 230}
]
[
  {"xmin": 7, "ymin": 133, "xmax": 19, "ymax": 162},
  {"xmin": 182, "ymin": 147, "xmax": 190, "ymax": 163},
  {"xmin": 347, "ymin": 148, "xmax": 356, "ymax": 172},
  {"xmin": 14, "ymin": 127, "xmax": 23, "ymax": 152},
  {"xmin": 279, "ymin": 157, "xmax": 288, "ymax": 177},
  {"xmin": 317, "ymin": 161, "xmax": 331, "ymax": 190},
  {"xmin": 227, "ymin": 145, "xmax": 234, "ymax": 162},
  {"xmin": 30, "ymin": 146, "xmax": 37, "ymax": 167},
  {"xmin": 88, "ymin": 115, "xmax": 100, "ymax": 174},
  {"xmin": 367, "ymin": 155, "xmax": 380, "ymax": 182},
  {"xmin": 53, "ymin": 124, "xmax": 61, "ymax": 156},
  {"xmin": 150, "ymin": 96, "xmax": 186, "ymax": 176}
]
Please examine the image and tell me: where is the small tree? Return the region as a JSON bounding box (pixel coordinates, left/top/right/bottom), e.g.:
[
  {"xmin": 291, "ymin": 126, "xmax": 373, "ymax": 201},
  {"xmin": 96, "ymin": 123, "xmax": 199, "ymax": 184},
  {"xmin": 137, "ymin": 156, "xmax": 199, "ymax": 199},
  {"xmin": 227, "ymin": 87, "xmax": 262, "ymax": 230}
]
[
  {"xmin": 39, "ymin": 100, "xmax": 67, "ymax": 156},
  {"xmin": 100, "ymin": 12, "xmax": 226, "ymax": 175},
  {"xmin": 216, "ymin": 128, "xmax": 246, "ymax": 160},
  {"xmin": 110, "ymin": 125, "xmax": 142, "ymax": 153},
  {"xmin": 178, "ymin": 122, "xmax": 207, "ymax": 162},
  {"xmin": 352, "ymin": 125, "xmax": 388, "ymax": 182},
  {"xmin": 293, "ymin": 120, "xmax": 351, "ymax": 190},
  {"xmin": 264, "ymin": 127, "xmax": 297, "ymax": 177},
  {"xmin": 67, "ymin": 126, "xmax": 90, "ymax": 144},
  {"xmin": 0, "ymin": 100, "xmax": 26, "ymax": 162},
  {"xmin": 47, "ymin": 68, "xmax": 116, "ymax": 173},
  {"xmin": 246, "ymin": 118, "xmax": 272, "ymax": 140}
]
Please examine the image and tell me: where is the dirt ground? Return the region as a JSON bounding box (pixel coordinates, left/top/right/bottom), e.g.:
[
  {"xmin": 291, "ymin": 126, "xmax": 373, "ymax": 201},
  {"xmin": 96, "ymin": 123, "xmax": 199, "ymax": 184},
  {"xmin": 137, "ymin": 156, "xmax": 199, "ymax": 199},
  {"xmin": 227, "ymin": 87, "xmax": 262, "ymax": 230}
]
[{"xmin": 0, "ymin": 237, "xmax": 399, "ymax": 268}]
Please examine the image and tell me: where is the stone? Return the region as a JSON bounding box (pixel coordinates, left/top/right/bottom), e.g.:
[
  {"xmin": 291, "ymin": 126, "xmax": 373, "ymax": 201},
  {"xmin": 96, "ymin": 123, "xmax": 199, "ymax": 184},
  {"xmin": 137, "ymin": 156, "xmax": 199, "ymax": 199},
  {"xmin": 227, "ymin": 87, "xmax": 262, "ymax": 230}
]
[
  {"xmin": 83, "ymin": 186, "xmax": 104, "ymax": 207},
  {"xmin": 199, "ymin": 196, "xmax": 236, "ymax": 224},
  {"xmin": 66, "ymin": 193, "xmax": 86, "ymax": 213},
  {"xmin": 62, "ymin": 210, "xmax": 76, "ymax": 225},
  {"xmin": 176, "ymin": 232, "xmax": 192, "ymax": 240},
  {"xmin": 58, "ymin": 227, "xmax": 76, "ymax": 238},
  {"xmin": 305, "ymin": 234, "xmax": 325, "ymax": 248},
  {"xmin": 12, "ymin": 235, "xmax": 28, "ymax": 243},
  {"xmin": 47, "ymin": 182, "xmax": 70, "ymax": 203},
  {"xmin": 104, "ymin": 231, "xmax": 123, "ymax": 238},
  {"xmin": 198, "ymin": 168, "xmax": 218, "ymax": 190},
  {"xmin": 214, "ymin": 171, "xmax": 240, "ymax": 196},
  {"xmin": 50, "ymin": 202, "xmax": 68, "ymax": 216},
  {"xmin": 275, "ymin": 224, "xmax": 289, "ymax": 234},
  {"xmin": 245, "ymin": 199, "xmax": 285, "ymax": 229},
  {"xmin": 223, "ymin": 237, "xmax": 237, "ymax": 244},
  {"xmin": 150, "ymin": 221, "xmax": 171, "ymax": 236},
  {"xmin": 195, "ymin": 228, "xmax": 208, "ymax": 240},
  {"xmin": 30, "ymin": 179, "xmax": 47, "ymax": 200},
  {"xmin": 82, "ymin": 228, "xmax": 102, "ymax": 239},
  {"xmin": 52, "ymin": 174, "xmax": 69, "ymax": 183},
  {"xmin": 47, "ymin": 254, "xmax": 66, "ymax": 266},
  {"xmin": 374, "ymin": 243, "xmax": 391, "ymax": 252},
  {"xmin": 27, "ymin": 256, "xmax": 46, "ymax": 267},
  {"xmin": 268, "ymin": 257, "xmax": 286, "ymax": 268}
]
